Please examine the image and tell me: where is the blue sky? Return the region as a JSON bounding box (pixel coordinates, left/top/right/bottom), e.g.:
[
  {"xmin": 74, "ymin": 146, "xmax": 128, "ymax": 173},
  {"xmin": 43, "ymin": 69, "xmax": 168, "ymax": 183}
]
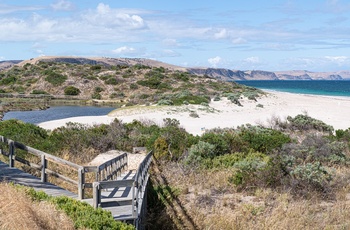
[{"xmin": 1, "ymin": 0, "xmax": 350, "ymax": 71}]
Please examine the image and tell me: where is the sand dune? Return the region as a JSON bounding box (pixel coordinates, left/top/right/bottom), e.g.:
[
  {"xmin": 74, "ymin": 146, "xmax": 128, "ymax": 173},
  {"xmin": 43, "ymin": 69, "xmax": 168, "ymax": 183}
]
[{"xmin": 38, "ymin": 91, "xmax": 350, "ymax": 135}]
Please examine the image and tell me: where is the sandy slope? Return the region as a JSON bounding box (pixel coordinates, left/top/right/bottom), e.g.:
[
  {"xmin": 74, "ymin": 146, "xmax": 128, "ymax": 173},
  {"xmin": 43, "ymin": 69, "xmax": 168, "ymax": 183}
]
[{"xmin": 38, "ymin": 91, "xmax": 350, "ymax": 135}]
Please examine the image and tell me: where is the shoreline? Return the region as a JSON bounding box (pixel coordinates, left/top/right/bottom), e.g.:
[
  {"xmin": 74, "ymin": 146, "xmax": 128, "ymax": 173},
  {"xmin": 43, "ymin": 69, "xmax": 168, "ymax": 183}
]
[{"xmin": 38, "ymin": 90, "xmax": 350, "ymax": 135}]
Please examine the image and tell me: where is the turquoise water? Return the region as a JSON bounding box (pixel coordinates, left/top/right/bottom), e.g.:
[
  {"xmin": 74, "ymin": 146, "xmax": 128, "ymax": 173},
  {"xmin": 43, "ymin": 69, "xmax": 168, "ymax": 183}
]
[
  {"xmin": 237, "ymin": 80, "xmax": 350, "ymax": 97},
  {"xmin": 3, "ymin": 106, "xmax": 115, "ymax": 124}
]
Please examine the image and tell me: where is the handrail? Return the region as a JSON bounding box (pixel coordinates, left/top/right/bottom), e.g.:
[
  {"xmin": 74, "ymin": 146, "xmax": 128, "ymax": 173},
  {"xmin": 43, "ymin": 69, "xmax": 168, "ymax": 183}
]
[
  {"xmin": 0, "ymin": 135, "xmax": 85, "ymax": 199},
  {"xmin": 97, "ymin": 152, "xmax": 128, "ymax": 181},
  {"xmin": 91, "ymin": 150, "xmax": 153, "ymax": 226}
]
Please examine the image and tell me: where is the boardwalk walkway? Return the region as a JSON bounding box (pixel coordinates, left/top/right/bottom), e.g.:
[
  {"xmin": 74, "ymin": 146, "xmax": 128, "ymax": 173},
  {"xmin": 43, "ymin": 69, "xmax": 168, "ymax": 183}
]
[
  {"xmin": 0, "ymin": 135, "xmax": 152, "ymax": 229},
  {"xmin": 0, "ymin": 160, "xmax": 77, "ymax": 198}
]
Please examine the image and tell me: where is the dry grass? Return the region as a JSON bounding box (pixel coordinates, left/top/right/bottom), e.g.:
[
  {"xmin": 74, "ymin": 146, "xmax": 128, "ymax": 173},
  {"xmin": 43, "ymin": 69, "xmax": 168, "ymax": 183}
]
[
  {"xmin": 154, "ymin": 161, "xmax": 350, "ymax": 230},
  {"xmin": 0, "ymin": 182, "xmax": 74, "ymax": 230}
]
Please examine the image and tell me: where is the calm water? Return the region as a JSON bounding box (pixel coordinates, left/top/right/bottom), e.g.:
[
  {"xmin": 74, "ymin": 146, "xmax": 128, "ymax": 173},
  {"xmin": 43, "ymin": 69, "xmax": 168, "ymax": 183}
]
[
  {"xmin": 3, "ymin": 106, "xmax": 116, "ymax": 124},
  {"xmin": 237, "ymin": 80, "xmax": 350, "ymax": 97}
]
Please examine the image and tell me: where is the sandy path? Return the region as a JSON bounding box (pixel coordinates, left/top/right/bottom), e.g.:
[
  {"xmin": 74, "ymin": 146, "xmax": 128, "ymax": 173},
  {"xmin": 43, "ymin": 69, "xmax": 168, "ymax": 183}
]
[{"xmin": 38, "ymin": 91, "xmax": 350, "ymax": 135}]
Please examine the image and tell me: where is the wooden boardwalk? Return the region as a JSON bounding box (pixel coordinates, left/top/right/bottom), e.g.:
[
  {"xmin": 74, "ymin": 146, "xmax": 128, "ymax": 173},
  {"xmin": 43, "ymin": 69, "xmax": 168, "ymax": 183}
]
[
  {"xmin": 0, "ymin": 135, "xmax": 152, "ymax": 229},
  {"xmin": 0, "ymin": 160, "xmax": 77, "ymax": 198}
]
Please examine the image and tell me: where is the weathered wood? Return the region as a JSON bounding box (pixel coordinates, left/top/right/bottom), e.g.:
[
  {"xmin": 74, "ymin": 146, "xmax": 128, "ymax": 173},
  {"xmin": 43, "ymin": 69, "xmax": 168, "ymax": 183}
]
[
  {"xmin": 0, "ymin": 161, "xmax": 78, "ymax": 199},
  {"xmin": 1, "ymin": 134, "xmax": 154, "ymax": 228},
  {"xmin": 78, "ymin": 168, "xmax": 84, "ymax": 200},
  {"xmin": 41, "ymin": 154, "xmax": 47, "ymax": 182},
  {"xmin": 9, "ymin": 141, "xmax": 14, "ymax": 168}
]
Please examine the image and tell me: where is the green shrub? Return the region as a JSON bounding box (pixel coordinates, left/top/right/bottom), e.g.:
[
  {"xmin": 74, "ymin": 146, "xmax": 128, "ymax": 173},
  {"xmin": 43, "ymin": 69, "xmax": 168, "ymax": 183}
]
[
  {"xmin": 64, "ymin": 86, "xmax": 80, "ymax": 96},
  {"xmin": 157, "ymin": 99, "xmax": 173, "ymax": 106},
  {"xmin": 229, "ymin": 152, "xmax": 270, "ymax": 187},
  {"xmin": 21, "ymin": 187, "xmax": 134, "ymax": 230},
  {"xmin": 92, "ymin": 92, "xmax": 102, "ymax": 99},
  {"xmin": 286, "ymin": 114, "xmax": 334, "ymax": 133},
  {"xmin": 130, "ymin": 83, "xmax": 138, "ymax": 90},
  {"xmin": 90, "ymin": 65, "xmax": 102, "ymax": 70},
  {"xmin": 201, "ymin": 132, "xmax": 229, "ymax": 156},
  {"xmin": 290, "ymin": 162, "xmax": 332, "ymax": 192},
  {"xmin": 237, "ymin": 125, "xmax": 291, "ymax": 153},
  {"xmin": 186, "ymin": 141, "xmax": 216, "ymax": 164},
  {"xmin": 44, "ymin": 71, "xmax": 67, "ymax": 86},
  {"xmin": 31, "ymin": 90, "xmax": 49, "ymax": 95},
  {"xmin": 0, "ymin": 76, "xmax": 17, "ymax": 85}
]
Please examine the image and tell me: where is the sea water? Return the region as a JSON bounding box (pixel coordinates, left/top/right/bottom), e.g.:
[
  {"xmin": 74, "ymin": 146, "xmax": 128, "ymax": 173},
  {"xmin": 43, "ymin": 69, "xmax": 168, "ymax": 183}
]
[{"xmin": 237, "ymin": 80, "xmax": 350, "ymax": 97}]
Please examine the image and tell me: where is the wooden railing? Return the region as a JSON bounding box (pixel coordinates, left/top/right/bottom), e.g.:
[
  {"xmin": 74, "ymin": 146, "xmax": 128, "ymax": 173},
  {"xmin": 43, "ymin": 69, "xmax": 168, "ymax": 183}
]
[
  {"xmin": 92, "ymin": 150, "xmax": 153, "ymax": 226},
  {"xmin": 0, "ymin": 135, "xmax": 85, "ymax": 199},
  {"xmin": 0, "ymin": 135, "xmax": 153, "ymax": 228}
]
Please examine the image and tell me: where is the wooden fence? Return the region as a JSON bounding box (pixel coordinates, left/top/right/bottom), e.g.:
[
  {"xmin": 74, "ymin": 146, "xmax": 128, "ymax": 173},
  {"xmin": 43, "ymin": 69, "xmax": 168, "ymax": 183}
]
[
  {"xmin": 0, "ymin": 135, "xmax": 153, "ymax": 228},
  {"xmin": 0, "ymin": 135, "xmax": 85, "ymax": 199}
]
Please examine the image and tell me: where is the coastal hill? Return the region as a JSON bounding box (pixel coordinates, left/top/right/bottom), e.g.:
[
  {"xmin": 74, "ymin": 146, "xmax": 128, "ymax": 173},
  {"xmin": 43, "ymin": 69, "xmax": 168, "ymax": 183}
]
[
  {"xmin": 0, "ymin": 56, "xmax": 263, "ymax": 103},
  {"xmin": 1, "ymin": 56, "xmax": 350, "ymax": 80}
]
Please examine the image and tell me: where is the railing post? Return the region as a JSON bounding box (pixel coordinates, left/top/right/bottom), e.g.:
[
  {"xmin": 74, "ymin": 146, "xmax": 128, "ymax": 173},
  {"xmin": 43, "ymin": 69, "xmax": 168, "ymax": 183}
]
[
  {"xmin": 92, "ymin": 182, "xmax": 100, "ymax": 209},
  {"xmin": 41, "ymin": 154, "xmax": 47, "ymax": 182},
  {"xmin": 78, "ymin": 168, "xmax": 84, "ymax": 200},
  {"xmin": 9, "ymin": 141, "xmax": 14, "ymax": 168}
]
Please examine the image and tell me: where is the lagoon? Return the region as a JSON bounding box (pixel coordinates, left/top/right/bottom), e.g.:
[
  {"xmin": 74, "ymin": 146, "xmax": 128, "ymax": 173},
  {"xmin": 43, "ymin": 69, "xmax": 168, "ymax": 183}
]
[{"xmin": 3, "ymin": 106, "xmax": 115, "ymax": 124}]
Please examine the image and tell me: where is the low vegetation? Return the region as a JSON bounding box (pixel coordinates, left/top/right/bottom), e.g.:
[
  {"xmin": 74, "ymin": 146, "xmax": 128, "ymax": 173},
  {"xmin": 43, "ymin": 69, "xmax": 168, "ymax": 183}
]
[
  {"xmin": 1, "ymin": 113, "xmax": 350, "ymax": 229},
  {"xmin": 0, "ymin": 183, "xmax": 134, "ymax": 230}
]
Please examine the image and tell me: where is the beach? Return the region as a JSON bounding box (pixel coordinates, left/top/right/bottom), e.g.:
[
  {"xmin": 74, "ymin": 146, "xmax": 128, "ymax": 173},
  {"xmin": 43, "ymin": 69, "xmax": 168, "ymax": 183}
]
[{"xmin": 38, "ymin": 91, "xmax": 350, "ymax": 135}]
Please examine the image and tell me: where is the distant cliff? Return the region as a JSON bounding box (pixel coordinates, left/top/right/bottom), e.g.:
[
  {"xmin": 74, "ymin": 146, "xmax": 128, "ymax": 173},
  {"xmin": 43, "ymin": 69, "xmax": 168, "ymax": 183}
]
[{"xmin": 188, "ymin": 68, "xmax": 350, "ymax": 80}]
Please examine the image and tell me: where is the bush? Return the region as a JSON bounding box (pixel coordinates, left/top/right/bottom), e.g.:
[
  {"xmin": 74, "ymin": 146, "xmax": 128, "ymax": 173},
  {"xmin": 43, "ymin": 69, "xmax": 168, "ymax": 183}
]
[
  {"xmin": 186, "ymin": 141, "xmax": 216, "ymax": 164},
  {"xmin": 130, "ymin": 83, "xmax": 138, "ymax": 90},
  {"xmin": 200, "ymin": 132, "xmax": 229, "ymax": 156},
  {"xmin": 21, "ymin": 187, "xmax": 134, "ymax": 230},
  {"xmin": 44, "ymin": 71, "xmax": 67, "ymax": 86},
  {"xmin": 290, "ymin": 162, "xmax": 332, "ymax": 192},
  {"xmin": 237, "ymin": 125, "xmax": 291, "ymax": 153},
  {"xmin": 31, "ymin": 90, "xmax": 49, "ymax": 95},
  {"xmin": 229, "ymin": 152, "xmax": 270, "ymax": 187},
  {"xmin": 64, "ymin": 86, "xmax": 80, "ymax": 96},
  {"xmin": 286, "ymin": 114, "xmax": 334, "ymax": 133}
]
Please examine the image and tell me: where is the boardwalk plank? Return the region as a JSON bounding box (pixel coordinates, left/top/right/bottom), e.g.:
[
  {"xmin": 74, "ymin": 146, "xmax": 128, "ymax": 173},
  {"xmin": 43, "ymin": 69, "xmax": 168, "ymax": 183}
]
[{"xmin": 0, "ymin": 161, "xmax": 77, "ymax": 199}]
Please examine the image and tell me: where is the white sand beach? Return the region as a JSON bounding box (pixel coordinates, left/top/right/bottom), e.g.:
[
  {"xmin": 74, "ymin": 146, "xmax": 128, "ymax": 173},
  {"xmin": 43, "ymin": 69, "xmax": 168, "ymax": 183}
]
[{"xmin": 38, "ymin": 91, "xmax": 350, "ymax": 135}]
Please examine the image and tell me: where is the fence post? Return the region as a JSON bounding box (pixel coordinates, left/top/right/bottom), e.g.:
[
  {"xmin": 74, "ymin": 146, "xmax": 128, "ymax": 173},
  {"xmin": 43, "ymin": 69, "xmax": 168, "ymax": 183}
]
[
  {"xmin": 92, "ymin": 182, "xmax": 100, "ymax": 208},
  {"xmin": 9, "ymin": 141, "xmax": 14, "ymax": 168},
  {"xmin": 41, "ymin": 154, "xmax": 47, "ymax": 182},
  {"xmin": 78, "ymin": 168, "xmax": 84, "ymax": 200}
]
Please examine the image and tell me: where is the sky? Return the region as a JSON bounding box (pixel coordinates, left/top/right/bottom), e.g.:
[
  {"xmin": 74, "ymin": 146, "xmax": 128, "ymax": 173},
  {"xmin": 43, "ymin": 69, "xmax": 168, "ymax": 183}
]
[{"xmin": 1, "ymin": 0, "xmax": 350, "ymax": 71}]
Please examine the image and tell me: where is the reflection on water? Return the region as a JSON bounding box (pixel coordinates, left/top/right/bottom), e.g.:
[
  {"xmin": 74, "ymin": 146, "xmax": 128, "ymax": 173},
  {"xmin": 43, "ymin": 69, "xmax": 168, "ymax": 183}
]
[{"xmin": 3, "ymin": 106, "xmax": 115, "ymax": 124}]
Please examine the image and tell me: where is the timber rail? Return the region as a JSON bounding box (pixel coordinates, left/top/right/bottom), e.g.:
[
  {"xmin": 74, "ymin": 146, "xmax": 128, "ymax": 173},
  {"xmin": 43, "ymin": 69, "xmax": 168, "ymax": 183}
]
[{"xmin": 0, "ymin": 135, "xmax": 152, "ymax": 229}]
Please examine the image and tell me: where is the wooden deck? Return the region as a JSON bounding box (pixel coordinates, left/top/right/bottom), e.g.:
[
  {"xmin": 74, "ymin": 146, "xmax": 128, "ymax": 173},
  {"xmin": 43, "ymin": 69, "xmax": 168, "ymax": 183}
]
[
  {"xmin": 0, "ymin": 160, "xmax": 77, "ymax": 198},
  {"xmin": 84, "ymin": 171, "xmax": 138, "ymax": 220}
]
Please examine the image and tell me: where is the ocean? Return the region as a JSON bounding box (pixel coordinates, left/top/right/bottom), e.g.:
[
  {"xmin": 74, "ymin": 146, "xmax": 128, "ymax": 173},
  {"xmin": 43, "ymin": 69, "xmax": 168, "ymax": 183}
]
[{"xmin": 237, "ymin": 80, "xmax": 350, "ymax": 97}]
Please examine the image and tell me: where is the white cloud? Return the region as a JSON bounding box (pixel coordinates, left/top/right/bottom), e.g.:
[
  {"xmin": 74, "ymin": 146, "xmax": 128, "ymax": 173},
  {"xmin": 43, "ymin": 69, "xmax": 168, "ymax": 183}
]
[
  {"xmin": 0, "ymin": 56, "xmax": 5, "ymax": 61},
  {"xmin": 82, "ymin": 3, "xmax": 147, "ymax": 30},
  {"xmin": 112, "ymin": 46, "xmax": 136, "ymax": 54},
  {"xmin": 162, "ymin": 38, "xmax": 179, "ymax": 47},
  {"xmin": 0, "ymin": 4, "xmax": 43, "ymax": 14},
  {"xmin": 244, "ymin": 56, "xmax": 261, "ymax": 64},
  {"xmin": 214, "ymin": 29, "xmax": 227, "ymax": 39},
  {"xmin": 51, "ymin": 0, "xmax": 74, "ymax": 11},
  {"xmin": 208, "ymin": 56, "xmax": 222, "ymax": 67},
  {"xmin": 325, "ymin": 55, "xmax": 348, "ymax": 63},
  {"xmin": 161, "ymin": 49, "xmax": 181, "ymax": 57},
  {"xmin": 232, "ymin": 37, "xmax": 247, "ymax": 44}
]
